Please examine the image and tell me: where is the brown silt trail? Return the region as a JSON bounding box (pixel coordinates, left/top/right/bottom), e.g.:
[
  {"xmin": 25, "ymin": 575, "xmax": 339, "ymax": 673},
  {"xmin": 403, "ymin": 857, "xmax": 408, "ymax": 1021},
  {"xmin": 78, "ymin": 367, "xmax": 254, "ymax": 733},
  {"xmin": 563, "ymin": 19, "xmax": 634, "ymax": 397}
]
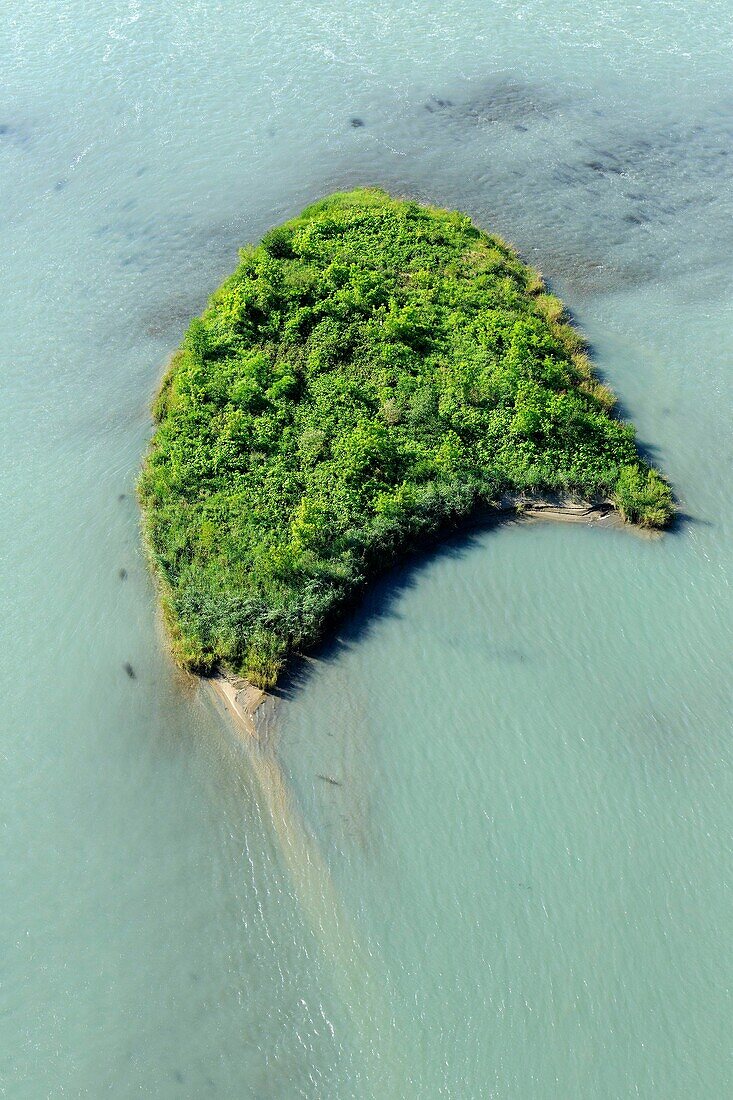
[{"xmin": 208, "ymin": 676, "xmax": 416, "ymax": 1095}]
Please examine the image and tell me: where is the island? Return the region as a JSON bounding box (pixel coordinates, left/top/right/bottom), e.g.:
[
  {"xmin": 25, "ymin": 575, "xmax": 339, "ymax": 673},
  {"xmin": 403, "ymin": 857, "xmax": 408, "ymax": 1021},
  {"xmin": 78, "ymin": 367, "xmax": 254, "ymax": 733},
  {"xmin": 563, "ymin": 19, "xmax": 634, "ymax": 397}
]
[{"xmin": 138, "ymin": 188, "xmax": 673, "ymax": 691}]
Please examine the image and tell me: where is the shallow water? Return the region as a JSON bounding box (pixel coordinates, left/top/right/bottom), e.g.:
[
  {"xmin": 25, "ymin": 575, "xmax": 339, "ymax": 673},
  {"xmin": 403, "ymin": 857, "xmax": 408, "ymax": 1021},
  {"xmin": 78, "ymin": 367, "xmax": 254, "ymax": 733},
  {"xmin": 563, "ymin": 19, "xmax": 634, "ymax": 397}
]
[{"xmin": 2, "ymin": 2, "xmax": 732, "ymax": 1096}]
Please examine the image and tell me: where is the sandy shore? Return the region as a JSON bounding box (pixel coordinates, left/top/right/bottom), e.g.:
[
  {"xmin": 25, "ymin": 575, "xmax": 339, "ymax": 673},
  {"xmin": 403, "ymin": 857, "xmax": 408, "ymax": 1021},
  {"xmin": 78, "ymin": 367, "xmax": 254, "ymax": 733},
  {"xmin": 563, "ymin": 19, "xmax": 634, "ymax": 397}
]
[
  {"xmin": 209, "ymin": 675, "xmax": 267, "ymax": 738},
  {"xmin": 513, "ymin": 497, "xmax": 620, "ymax": 525}
]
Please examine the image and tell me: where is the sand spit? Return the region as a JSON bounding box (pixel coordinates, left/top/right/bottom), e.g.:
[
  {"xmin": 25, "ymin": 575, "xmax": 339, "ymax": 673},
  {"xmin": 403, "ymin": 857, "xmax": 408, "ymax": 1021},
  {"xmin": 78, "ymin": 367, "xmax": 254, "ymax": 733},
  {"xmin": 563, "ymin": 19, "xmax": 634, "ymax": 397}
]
[
  {"xmin": 206, "ymin": 659, "xmax": 413, "ymax": 1092},
  {"xmin": 210, "ymin": 675, "xmax": 267, "ymax": 738},
  {"xmin": 514, "ymin": 497, "xmax": 620, "ymax": 525}
]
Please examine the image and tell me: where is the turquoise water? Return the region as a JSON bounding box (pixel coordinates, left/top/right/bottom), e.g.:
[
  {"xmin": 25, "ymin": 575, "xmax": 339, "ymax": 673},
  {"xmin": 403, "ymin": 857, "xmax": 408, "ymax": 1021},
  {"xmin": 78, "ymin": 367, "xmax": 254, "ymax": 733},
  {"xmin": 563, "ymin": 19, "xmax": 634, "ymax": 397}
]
[{"xmin": 2, "ymin": 2, "xmax": 732, "ymax": 1095}]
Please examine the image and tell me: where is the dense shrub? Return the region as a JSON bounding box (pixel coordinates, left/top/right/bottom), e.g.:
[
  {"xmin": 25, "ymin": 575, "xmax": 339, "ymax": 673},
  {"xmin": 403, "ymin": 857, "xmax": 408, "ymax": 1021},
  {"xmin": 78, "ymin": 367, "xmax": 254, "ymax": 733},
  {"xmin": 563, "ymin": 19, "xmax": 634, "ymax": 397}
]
[
  {"xmin": 139, "ymin": 189, "xmax": 673, "ymax": 685},
  {"xmin": 613, "ymin": 464, "xmax": 674, "ymax": 528}
]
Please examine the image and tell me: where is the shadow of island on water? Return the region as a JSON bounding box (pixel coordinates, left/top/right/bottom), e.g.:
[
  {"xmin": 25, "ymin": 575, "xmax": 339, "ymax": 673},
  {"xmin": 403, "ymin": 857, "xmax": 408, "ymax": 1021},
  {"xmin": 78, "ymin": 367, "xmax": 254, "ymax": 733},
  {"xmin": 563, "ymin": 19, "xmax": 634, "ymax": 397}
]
[{"xmin": 267, "ymin": 503, "xmax": 619, "ymax": 705}]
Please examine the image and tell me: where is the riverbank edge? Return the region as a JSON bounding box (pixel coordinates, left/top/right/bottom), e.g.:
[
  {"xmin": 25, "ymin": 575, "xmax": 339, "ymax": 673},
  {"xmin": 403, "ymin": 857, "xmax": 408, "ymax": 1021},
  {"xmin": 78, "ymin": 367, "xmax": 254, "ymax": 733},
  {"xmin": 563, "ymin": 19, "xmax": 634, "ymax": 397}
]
[{"xmin": 207, "ymin": 493, "xmax": 635, "ymax": 737}]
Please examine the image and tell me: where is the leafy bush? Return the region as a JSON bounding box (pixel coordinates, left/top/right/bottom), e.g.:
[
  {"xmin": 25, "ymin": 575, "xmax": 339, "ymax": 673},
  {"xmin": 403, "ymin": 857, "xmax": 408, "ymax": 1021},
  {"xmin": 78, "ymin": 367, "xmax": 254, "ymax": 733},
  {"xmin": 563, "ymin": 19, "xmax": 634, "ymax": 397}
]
[
  {"xmin": 139, "ymin": 189, "xmax": 673, "ymax": 685},
  {"xmin": 614, "ymin": 464, "xmax": 674, "ymax": 528}
]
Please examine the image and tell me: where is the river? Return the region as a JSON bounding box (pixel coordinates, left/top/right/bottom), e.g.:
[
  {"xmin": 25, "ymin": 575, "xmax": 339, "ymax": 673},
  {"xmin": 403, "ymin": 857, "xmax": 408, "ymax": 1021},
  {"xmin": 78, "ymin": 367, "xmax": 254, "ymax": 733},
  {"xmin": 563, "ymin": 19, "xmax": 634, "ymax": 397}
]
[{"xmin": 2, "ymin": 1, "xmax": 732, "ymax": 1095}]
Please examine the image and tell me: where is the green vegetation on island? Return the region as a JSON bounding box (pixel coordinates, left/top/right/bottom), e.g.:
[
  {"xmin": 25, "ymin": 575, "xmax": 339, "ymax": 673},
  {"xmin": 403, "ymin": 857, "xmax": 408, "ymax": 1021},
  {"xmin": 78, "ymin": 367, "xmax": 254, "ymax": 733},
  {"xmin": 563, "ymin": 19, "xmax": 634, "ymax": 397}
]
[{"xmin": 139, "ymin": 189, "xmax": 673, "ymax": 686}]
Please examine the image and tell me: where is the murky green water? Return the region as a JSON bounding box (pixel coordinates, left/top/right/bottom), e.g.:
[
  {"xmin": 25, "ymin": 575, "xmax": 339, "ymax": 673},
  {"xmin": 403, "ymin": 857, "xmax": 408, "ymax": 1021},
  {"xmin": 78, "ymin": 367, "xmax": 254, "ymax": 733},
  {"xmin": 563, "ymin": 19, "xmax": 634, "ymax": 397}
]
[{"xmin": 2, "ymin": 2, "xmax": 732, "ymax": 1095}]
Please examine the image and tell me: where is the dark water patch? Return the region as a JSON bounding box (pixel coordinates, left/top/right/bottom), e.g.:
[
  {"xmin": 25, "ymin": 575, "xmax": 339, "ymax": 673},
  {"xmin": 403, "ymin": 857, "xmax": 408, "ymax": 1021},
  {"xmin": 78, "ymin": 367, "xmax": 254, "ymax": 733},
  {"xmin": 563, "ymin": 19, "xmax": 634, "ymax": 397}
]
[
  {"xmin": 480, "ymin": 643, "xmax": 527, "ymax": 663},
  {"xmin": 553, "ymin": 114, "xmax": 733, "ymax": 220},
  {"xmin": 0, "ymin": 121, "xmax": 31, "ymax": 148},
  {"xmin": 140, "ymin": 293, "xmax": 206, "ymax": 340},
  {"xmin": 583, "ymin": 157, "xmax": 624, "ymax": 176},
  {"xmin": 94, "ymin": 201, "xmax": 196, "ymax": 248},
  {"xmin": 93, "ymin": 216, "xmax": 164, "ymax": 247},
  {"xmin": 623, "ymin": 211, "xmax": 651, "ymax": 225},
  {"xmin": 423, "ymin": 77, "xmax": 559, "ymax": 128},
  {"xmin": 119, "ymin": 568, "xmax": 128, "ymax": 581},
  {"xmin": 551, "ymin": 158, "xmax": 623, "ymax": 188},
  {"xmin": 381, "ymin": 87, "xmax": 733, "ymax": 293},
  {"xmin": 423, "ymin": 96, "xmax": 454, "ymax": 113},
  {"xmin": 530, "ymin": 248, "xmax": 656, "ymax": 296},
  {"xmin": 612, "ymin": 686, "xmax": 729, "ymax": 772}
]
